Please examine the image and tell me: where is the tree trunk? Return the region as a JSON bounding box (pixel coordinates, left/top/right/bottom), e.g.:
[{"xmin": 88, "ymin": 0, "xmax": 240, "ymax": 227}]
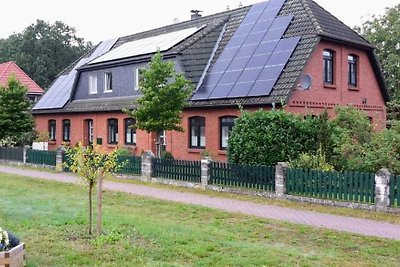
[
  {"xmin": 96, "ymin": 169, "xmax": 104, "ymax": 235},
  {"xmin": 88, "ymin": 184, "xmax": 93, "ymax": 236}
]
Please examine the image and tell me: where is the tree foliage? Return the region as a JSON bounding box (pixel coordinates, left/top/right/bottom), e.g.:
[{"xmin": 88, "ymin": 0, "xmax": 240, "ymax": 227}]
[
  {"xmin": 355, "ymin": 4, "xmax": 400, "ymax": 99},
  {"xmin": 124, "ymin": 52, "xmax": 193, "ymax": 133},
  {"xmin": 0, "ymin": 20, "xmax": 92, "ymax": 89},
  {"xmin": 65, "ymin": 144, "xmax": 122, "ymax": 236},
  {"xmin": 0, "ymin": 76, "xmax": 35, "ymax": 146}
]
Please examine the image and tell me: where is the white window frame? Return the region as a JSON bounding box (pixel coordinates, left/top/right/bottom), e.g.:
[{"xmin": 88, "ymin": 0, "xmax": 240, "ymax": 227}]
[
  {"xmin": 134, "ymin": 68, "xmax": 144, "ymax": 90},
  {"xmin": 104, "ymin": 72, "xmax": 113, "ymax": 93},
  {"xmin": 89, "ymin": 75, "xmax": 97, "ymax": 94}
]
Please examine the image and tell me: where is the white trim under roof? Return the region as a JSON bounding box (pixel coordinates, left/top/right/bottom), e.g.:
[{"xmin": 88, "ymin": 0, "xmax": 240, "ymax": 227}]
[{"xmin": 89, "ymin": 26, "xmax": 205, "ymax": 64}]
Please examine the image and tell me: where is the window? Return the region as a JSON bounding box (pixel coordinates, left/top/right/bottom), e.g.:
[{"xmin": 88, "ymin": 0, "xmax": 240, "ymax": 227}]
[
  {"xmin": 189, "ymin": 117, "xmax": 205, "ymax": 148},
  {"xmin": 87, "ymin": 119, "xmax": 94, "ymax": 144},
  {"xmin": 124, "ymin": 118, "xmax": 136, "ymax": 145},
  {"xmin": 323, "ymin": 50, "xmax": 334, "ymax": 84},
  {"xmin": 348, "ymin": 55, "xmax": 358, "ymax": 87},
  {"xmin": 89, "ymin": 75, "xmax": 97, "ymax": 94},
  {"xmin": 220, "ymin": 116, "xmax": 236, "ymax": 150},
  {"xmin": 108, "ymin": 119, "xmax": 118, "ymax": 144},
  {"xmin": 62, "ymin": 119, "xmax": 71, "ymax": 142},
  {"xmin": 48, "ymin": 120, "xmax": 56, "ymax": 141},
  {"xmin": 134, "ymin": 68, "xmax": 144, "ymax": 90},
  {"xmin": 104, "ymin": 72, "xmax": 113, "ymax": 92}
]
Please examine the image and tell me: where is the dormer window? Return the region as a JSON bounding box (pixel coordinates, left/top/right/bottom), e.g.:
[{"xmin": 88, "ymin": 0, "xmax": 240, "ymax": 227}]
[
  {"xmin": 323, "ymin": 50, "xmax": 334, "ymax": 85},
  {"xmin": 89, "ymin": 75, "xmax": 97, "ymax": 94},
  {"xmin": 104, "ymin": 72, "xmax": 113, "ymax": 92},
  {"xmin": 348, "ymin": 55, "xmax": 358, "ymax": 87},
  {"xmin": 134, "ymin": 68, "xmax": 144, "ymax": 91}
]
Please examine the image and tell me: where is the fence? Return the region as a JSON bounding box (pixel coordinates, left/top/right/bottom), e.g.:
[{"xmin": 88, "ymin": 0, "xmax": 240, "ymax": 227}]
[
  {"xmin": 152, "ymin": 158, "xmax": 201, "ymax": 183},
  {"xmin": 210, "ymin": 162, "xmax": 275, "ymax": 191},
  {"xmin": 390, "ymin": 175, "xmax": 400, "ymax": 207},
  {"xmin": 26, "ymin": 149, "xmax": 57, "ymax": 166},
  {"xmin": 0, "ymin": 147, "xmax": 24, "ymax": 162},
  {"xmin": 117, "ymin": 155, "xmax": 141, "ymax": 175},
  {"xmin": 286, "ymin": 169, "xmax": 375, "ymax": 204}
]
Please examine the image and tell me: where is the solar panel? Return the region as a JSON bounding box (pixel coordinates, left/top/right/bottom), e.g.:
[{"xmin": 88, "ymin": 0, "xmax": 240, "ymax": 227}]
[
  {"xmin": 191, "ymin": 0, "xmax": 298, "ymax": 101},
  {"xmin": 89, "ymin": 27, "xmax": 203, "ymax": 64},
  {"xmin": 34, "ymin": 38, "xmax": 118, "ymax": 110}
]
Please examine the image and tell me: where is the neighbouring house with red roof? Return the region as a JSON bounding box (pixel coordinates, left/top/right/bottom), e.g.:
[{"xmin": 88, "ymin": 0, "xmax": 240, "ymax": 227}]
[
  {"xmin": 0, "ymin": 61, "xmax": 44, "ymax": 102},
  {"xmin": 33, "ymin": 0, "xmax": 388, "ymax": 161}
]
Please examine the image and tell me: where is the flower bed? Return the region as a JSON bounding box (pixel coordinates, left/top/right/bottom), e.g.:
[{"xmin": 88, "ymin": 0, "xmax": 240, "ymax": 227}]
[{"xmin": 0, "ymin": 227, "xmax": 25, "ymax": 267}]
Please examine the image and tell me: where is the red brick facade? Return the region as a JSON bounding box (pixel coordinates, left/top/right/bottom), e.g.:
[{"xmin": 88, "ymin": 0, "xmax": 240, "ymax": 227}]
[{"xmin": 34, "ymin": 41, "xmax": 387, "ymax": 161}]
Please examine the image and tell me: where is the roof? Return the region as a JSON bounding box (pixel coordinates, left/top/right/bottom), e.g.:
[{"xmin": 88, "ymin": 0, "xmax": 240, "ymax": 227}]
[
  {"xmin": 0, "ymin": 61, "xmax": 44, "ymax": 95},
  {"xmin": 33, "ymin": 0, "xmax": 388, "ymax": 114}
]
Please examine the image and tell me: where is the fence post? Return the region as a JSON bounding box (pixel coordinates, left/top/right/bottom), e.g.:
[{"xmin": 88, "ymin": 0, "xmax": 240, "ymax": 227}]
[
  {"xmin": 141, "ymin": 150, "xmax": 155, "ymax": 179},
  {"xmin": 201, "ymin": 157, "xmax": 211, "ymax": 189},
  {"xmin": 23, "ymin": 145, "xmax": 30, "ymax": 164},
  {"xmin": 375, "ymin": 168, "xmax": 391, "ymax": 210},
  {"xmin": 55, "ymin": 146, "xmax": 66, "ymax": 172},
  {"xmin": 275, "ymin": 162, "xmax": 288, "ymax": 198}
]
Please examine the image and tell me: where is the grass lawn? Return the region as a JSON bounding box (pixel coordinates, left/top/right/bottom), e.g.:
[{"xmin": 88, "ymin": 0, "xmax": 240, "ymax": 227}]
[{"xmin": 1, "ymin": 173, "xmax": 400, "ymax": 266}]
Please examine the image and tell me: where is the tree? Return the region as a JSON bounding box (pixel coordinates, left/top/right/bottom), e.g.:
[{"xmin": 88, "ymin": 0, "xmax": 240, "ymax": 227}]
[
  {"xmin": 0, "ymin": 76, "xmax": 35, "ymax": 146},
  {"xmin": 355, "ymin": 4, "xmax": 400, "ymax": 99},
  {"xmin": 0, "ymin": 20, "xmax": 92, "ymax": 89},
  {"xmin": 124, "ymin": 52, "xmax": 193, "ymax": 153},
  {"xmin": 65, "ymin": 144, "xmax": 121, "ymax": 236}
]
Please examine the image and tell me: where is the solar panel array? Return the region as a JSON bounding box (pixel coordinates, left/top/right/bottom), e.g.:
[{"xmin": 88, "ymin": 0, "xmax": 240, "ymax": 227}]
[
  {"xmin": 192, "ymin": 0, "xmax": 300, "ymax": 100},
  {"xmin": 89, "ymin": 27, "xmax": 204, "ymax": 65},
  {"xmin": 33, "ymin": 38, "xmax": 118, "ymax": 110}
]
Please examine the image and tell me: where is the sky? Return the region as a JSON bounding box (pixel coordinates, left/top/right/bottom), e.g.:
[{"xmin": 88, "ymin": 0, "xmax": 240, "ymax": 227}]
[{"xmin": 0, "ymin": 0, "xmax": 398, "ymax": 44}]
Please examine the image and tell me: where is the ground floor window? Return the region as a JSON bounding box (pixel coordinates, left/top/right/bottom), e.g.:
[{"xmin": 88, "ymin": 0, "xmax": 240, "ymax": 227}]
[
  {"xmin": 108, "ymin": 119, "xmax": 118, "ymax": 144},
  {"xmin": 62, "ymin": 119, "xmax": 70, "ymax": 142},
  {"xmin": 125, "ymin": 118, "xmax": 136, "ymax": 145},
  {"xmin": 189, "ymin": 117, "xmax": 205, "ymax": 148},
  {"xmin": 48, "ymin": 120, "xmax": 56, "ymax": 141},
  {"xmin": 220, "ymin": 116, "xmax": 236, "ymax": 150}
]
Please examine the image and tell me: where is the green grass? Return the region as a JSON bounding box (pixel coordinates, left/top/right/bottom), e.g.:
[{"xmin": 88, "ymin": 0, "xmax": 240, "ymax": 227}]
[{"xmin": 1, "ymin": 173, "xmax": 400, "ymax": 266}]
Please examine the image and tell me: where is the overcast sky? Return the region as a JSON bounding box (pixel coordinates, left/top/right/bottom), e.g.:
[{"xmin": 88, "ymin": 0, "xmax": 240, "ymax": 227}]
[{"xmin": 0, "ymin": 0, "xmax": 397, "ymax": 44}]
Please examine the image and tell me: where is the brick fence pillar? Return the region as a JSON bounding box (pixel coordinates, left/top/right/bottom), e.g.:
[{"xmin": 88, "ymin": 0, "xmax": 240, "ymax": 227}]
[
  {"xmin": 275, "ymin": 162, "xmax": 288, "ymax": 198},
  {"xmin": 55, "ymin": 146, "xmax": 66, "ymax": 172},
  {"xmin": 375, "ymin": 168, "xmax": 391, "ymax": 210},
  {"xmin": 141, "ymin": 150, "xmax": 155, "ymax": 179},
  {"xmin": 201, "ymin": 157, "xmax": 211, "ymax": 189}
]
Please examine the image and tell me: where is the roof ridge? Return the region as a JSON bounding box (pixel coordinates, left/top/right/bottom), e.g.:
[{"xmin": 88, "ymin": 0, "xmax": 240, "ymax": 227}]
[{"xmin": 300, "ymin": 0, "xmax": 321, "ymax": 34}]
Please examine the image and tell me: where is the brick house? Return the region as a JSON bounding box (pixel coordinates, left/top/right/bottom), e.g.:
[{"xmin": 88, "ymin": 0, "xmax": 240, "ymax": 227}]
[
  {"xmin": 0, "ymin": 61, "xmax": 44, "ymax": 102},
  {"xmin": 33, "ymin": 0, "xmax": 388, "ymax": 161}
]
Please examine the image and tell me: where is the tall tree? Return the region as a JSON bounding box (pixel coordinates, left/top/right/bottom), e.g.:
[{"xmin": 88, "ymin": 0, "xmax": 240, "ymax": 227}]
[
  {"xmin": 355, "ymin": 4, "xmax": 400, "ymax": 99},
  {"xmin": 124, "ymin": 52, "xmax": 193, "ymax": 153},
  {"xmin": 0, "ymin": 76, "xmax": 35, "ymax": 146},
  {"xmin": 0, "ymin": 20, "xmax": 92, "ymax": 89}
]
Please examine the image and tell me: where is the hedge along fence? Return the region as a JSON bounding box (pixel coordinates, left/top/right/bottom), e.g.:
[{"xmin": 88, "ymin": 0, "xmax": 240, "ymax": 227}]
[
  {"xmin": 210, "ymin": 162, "xmax": 275, "ymax": 192},
  {"xmin": 390, "ymin": 175, "xmax": 400, "ymax": 207},
  {"xmin": 0, "ymin": 147, "xmax": 24, "ymax": 162},
  {"xmin": 151, "ymin": 158, "xmax": 201, "ymax": 183},
  {"xmin": 117, "ymin": 155, "xmax": 141, "ymax": 175},
  {"xmin": 26, "ymin": 149, "xmax": 57, "ymax": 166},
  {"xmin": 286, "ymin": 169, "xmax": 375, "ymax": 204}
]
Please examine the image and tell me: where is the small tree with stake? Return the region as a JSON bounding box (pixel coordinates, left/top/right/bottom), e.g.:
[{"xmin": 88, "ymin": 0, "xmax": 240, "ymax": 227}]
[
  {"xmin": 65, "ymin": 143, "xmax": 122, "ymax": 236},
  {"xmin": 124, "ymin": 52, "xmax": 193, "ymax": 155}
]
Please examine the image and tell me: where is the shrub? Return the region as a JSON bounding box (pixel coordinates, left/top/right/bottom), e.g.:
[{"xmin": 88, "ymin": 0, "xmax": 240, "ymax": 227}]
[
  {"xmin": 289, "ymin": 146, "xmax": 334, "ymax": 171},
  {"xmin": 161, "ymin": 151, "xmax": 174, "ymax": 160}
]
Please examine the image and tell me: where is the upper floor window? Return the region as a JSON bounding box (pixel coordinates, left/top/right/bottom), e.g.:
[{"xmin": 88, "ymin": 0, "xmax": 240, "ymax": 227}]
[
  {"xmin": 323, "ymin": 50, "xmax": 334, "ymax": 84},
  {"xmin": 104, "ymin": 72, "xmax": 113, "ymax": 92},
  {"xmin": 89, "ymin": 75, "xmax": 97, "ymax": 94},
  {"xmin": 189, "ymin": 117, "xmax": 205, "ymax": 149},
  {"xmin": 134, "ymin": 68, "xmax": 144, "ymax": 90},
  {"xmin": 62, "ymin": 119, "xmax": 71, "ymax": 142},
  {"xmin": 124, "ymin": 118, "xmax": 136, "ymax": 145},
  {"xmin": 220, "ymin": 116, "xmax": 236, "ymax": 150},
  {"xmin": 108, "ymin": 118, "xmax": 118, "ymax": 144},
  {"xmin": 348, "ymin": 55, "xmax": 358, "ymax": 87},
  {"xmin": 48, "ymin": 120, "xmax": 56, "ymax": 141}
]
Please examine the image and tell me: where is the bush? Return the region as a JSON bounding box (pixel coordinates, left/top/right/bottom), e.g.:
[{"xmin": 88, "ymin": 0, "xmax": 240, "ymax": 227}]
[
  {"xmin": 228, "ymin": 109, "xmax": 319, "ymax": 166},
  {"xmin": 289, "ymin": 146, "xmax": 334, "ymax": 171},
  {"xmin": 161, "ymin": 151, "xmax": 174, "ymax": 160}
]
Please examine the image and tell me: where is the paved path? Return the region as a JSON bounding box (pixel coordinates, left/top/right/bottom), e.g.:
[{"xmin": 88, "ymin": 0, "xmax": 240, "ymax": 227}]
[{"xmin": 1, "ymin": 165, "xmax": 400, "ymax": 240}]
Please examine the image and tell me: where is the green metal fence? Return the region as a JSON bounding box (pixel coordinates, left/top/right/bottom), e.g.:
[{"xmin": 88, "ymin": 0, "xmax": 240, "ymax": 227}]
[
  {"xmin": 26, "ymin": 149, "xmax": 57, "ymax": 166},
  {"xmin": 286, "ymin": 169, "xmax": 375, "ymax": 203},
  {"xmin": 152, "ymin": 158, "xmax": 201, "ymax": 182},
  {"xmin": 117, "ymin": 155, "xmax": 141, "ymax": 175},
  {"xmin": 210, "ymin": 162, "xmax": 275, "ymax": 191},
  {"xmin": 390, "ymin": 175, "xmax": 400, "ymax": 207},
  {"xmin": 0, "ymin": 147, "xmax": 24, "ymax": 162}
]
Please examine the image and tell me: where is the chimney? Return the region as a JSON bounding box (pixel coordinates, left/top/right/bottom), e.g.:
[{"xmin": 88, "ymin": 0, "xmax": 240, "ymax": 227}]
[{"xmin": 191, "ymin": 10, "xmax": 203, "ymax": 20}]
